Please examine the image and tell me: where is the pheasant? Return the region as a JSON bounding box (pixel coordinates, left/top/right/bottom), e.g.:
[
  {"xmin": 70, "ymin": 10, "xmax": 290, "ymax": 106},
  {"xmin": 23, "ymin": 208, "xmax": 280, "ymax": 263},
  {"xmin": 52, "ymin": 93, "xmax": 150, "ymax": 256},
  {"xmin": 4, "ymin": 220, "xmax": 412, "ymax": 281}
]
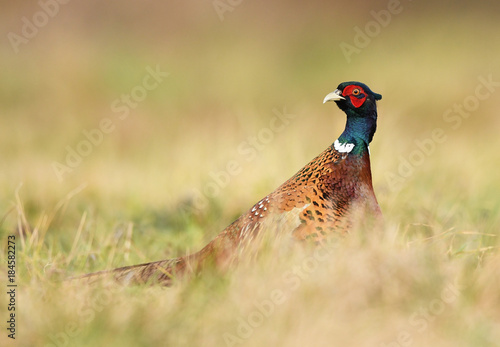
[{"xmin": 75, "ymin": 81, "xmax": 383, "ymax": 286}]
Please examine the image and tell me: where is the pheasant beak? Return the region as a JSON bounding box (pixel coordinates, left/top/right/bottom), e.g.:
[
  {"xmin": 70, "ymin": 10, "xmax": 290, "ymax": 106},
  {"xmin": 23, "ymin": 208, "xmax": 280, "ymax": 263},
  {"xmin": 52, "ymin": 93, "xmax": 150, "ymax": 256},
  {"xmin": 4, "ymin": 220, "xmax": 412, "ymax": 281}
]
[{"xmin": 323, "ymin": 89, "xmax": 345, "ymax": 104}]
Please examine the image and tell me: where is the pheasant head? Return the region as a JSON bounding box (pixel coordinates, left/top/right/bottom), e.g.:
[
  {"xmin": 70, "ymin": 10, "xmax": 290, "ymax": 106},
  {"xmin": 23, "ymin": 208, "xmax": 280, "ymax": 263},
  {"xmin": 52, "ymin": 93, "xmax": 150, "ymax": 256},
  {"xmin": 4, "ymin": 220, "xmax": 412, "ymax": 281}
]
[{"xmin": 324, "ymin": 81, "xmax": 382, "ymax": 155}]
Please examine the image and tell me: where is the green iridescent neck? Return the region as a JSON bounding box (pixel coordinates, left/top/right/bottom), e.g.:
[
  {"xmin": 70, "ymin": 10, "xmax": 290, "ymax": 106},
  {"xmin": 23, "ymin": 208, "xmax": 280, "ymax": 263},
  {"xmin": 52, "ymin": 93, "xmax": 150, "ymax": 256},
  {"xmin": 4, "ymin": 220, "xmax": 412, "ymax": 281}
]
[{"xmin": 336, "ymin": 108, "xmax": 377, "ymax": 156}]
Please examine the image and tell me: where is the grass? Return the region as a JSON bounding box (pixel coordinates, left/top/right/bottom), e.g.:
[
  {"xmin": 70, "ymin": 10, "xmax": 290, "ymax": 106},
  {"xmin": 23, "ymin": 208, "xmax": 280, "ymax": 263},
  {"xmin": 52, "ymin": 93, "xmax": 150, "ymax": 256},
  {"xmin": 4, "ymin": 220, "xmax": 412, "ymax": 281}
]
[{"xmin": 1, "ymin": 2, "xmax": 500, "ymax": 346}]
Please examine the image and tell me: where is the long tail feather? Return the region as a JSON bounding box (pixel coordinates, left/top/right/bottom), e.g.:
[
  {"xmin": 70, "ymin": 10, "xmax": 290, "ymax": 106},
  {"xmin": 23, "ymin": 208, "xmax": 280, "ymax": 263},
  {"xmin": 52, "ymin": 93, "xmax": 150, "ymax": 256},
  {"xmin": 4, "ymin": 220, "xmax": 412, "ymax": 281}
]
[{"xmin": 69, "ymin": 256, "xmax": 191, "ymax": 286}]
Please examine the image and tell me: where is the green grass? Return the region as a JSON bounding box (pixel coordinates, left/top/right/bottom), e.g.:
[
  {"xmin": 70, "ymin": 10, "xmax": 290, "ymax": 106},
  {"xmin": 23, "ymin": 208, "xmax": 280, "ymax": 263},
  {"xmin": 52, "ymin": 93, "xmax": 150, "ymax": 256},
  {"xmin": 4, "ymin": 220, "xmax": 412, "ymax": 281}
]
[{"xmin": 1, "ymin": 2, "xmax": 500, "ymax": 346}]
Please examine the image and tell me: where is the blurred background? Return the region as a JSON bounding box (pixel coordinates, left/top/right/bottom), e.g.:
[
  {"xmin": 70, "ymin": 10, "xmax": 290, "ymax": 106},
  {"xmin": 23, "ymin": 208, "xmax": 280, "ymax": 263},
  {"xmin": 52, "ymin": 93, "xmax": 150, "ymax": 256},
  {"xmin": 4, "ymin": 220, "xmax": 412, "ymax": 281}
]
[
  {"xmin": 2, "ymin": 0, "xmax": 499, "ymax": 232},
  {"xmin": 1, "ymin": 0, "xmax": 500, "ymax": 346}
]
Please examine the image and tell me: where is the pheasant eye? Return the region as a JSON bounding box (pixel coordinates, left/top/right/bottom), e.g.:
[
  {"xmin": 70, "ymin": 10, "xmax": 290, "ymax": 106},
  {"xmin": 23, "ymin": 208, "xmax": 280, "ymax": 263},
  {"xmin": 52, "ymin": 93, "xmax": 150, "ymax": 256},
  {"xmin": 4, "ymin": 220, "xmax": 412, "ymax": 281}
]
[{"xmin": 352, "ymin": 88, "xmax": 360, "ymax": 95}]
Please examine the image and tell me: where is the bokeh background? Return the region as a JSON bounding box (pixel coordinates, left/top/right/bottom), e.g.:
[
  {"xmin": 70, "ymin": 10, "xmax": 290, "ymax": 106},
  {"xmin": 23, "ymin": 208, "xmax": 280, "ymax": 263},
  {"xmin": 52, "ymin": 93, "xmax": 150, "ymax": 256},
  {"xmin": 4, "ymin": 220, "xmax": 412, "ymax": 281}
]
[{"xmin": 1, "ymin": 1, "xmax": 500, "ymax": 346}]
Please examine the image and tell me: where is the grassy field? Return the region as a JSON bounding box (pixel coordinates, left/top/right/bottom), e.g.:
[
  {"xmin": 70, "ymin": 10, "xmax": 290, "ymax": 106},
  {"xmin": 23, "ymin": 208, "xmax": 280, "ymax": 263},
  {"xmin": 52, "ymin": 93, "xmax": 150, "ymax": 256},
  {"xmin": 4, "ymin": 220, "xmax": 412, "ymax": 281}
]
[{"xmin": 1, "ymin": 1, "xmax": 500, "ymax": 346}]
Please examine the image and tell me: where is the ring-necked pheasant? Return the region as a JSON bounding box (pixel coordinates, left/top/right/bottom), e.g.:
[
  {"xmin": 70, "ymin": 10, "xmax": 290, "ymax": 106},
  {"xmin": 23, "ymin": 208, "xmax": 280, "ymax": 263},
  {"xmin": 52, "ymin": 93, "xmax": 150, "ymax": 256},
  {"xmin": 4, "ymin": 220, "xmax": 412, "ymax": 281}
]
[{"xmin": 74, "ymin": 81, "xmax": 383, "ymax": 286}]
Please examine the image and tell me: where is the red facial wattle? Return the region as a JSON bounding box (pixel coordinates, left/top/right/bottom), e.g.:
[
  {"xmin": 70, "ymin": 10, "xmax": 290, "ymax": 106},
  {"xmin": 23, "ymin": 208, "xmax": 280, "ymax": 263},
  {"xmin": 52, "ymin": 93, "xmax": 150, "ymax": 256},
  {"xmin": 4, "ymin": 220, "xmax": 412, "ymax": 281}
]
[{"xmin": 342, "ymin": 85, "xmax": 366, "ymax": 108}]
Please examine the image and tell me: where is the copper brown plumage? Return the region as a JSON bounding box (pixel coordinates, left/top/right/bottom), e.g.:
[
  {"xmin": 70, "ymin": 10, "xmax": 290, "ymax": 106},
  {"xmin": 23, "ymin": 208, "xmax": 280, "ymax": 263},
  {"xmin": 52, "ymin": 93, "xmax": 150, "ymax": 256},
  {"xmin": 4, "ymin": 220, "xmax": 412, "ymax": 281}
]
[{"xmin": 73, "ymin": 81, "xmax": 383, "ymax": 286}]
